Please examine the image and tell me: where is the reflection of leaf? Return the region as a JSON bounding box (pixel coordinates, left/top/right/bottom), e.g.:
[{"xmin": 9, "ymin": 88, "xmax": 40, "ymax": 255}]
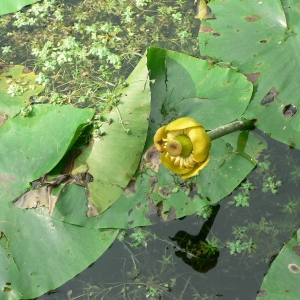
[
  {"xmin": 71, "ymin": 55, "xmax": 150, "ymax": 214},
  {"xmin": 0, "ymin": 65, "xmax": 44, "ymax": 117},
  {"xmin": 257, "ymin": 230, "xmax": 300, "ymax": 299},
  {"xmin": 170, "ymin": 205, "xmax": 220, "ymax": 273},
  {"xmin": 199, "ymin": 1, "xmax": 300, "ymax": 148}
]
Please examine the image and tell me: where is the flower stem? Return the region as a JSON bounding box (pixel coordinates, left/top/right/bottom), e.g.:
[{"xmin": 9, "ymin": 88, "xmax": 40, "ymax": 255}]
[{"xmin": 207, "ymin": 119, "xmax": 256, "ymax": 141}]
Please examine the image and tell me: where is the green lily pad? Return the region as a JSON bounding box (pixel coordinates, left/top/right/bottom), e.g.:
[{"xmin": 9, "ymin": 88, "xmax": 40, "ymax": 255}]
[
  {"xmin": 71, "ymin": 54, "xmax": 150, "ymax": 214},
  {"xmin": 0, "ymin": 104, "xmax": 94, "ymax": 202},
  {"xmin": 0, "ymin": 204, "xmax": 118, "ymax": 300},
  {"xmin": 0, "ymin": 103, "xmax": 121, "ymax": 299},
  {"xmin": 146, "ymin": 47, "xmax": 252, "ymax": 132},
  {"xmin": 199, "ymin": 0, "xmax": 300, "ymax": 148},
  {"xmin": 0, "ymin": 65, "xmax": 44, "ymax": 117},
  {"xmin": 0, "ymin": 0, "xmax": 39, "ymax": 16},
  {"xmin": 53, "ymin": 183, "xmax": 152, "ymax": 228},
  {"xmin": 257, "ymin": 230, "xmax": 300, "ymax": 299},
  {"xmin": 53, "ymin": 47, "xmax": 267, "ymax": 228}
]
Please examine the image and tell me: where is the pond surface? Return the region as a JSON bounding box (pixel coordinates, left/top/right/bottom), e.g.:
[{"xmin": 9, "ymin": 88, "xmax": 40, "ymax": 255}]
[
  {"xmin": 37, "ymin": 129, "xmax": 300, "ymax": 299},
  {"xmin": 1, "ymin": 1, "xmax": 300, "ymax": 299}
]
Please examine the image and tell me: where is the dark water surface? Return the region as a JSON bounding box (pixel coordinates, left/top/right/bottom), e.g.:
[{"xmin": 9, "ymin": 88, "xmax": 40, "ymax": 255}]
[
  {"xmin": 1, "ymin": 1, "xmax": 299, "ymax": 299},
  {"xmin": 38, "ymin": 129, "xmax": 300, "ymax": 299}
]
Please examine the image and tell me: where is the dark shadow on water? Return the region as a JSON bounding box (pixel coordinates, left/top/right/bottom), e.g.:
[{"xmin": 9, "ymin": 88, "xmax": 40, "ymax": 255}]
[{"xmin": 170, "ymin": 205, "xmax": 220, "ymax": 273}]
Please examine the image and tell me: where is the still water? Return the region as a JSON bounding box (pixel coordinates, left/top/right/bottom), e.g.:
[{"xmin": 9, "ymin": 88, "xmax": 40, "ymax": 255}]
[
  {"xmin": 1, "ymin": 0, "xmax": 299, "ymax": 299},
  {"xmin": 38, "ymin": 129, "xmax": 300, "ymax": 300}
]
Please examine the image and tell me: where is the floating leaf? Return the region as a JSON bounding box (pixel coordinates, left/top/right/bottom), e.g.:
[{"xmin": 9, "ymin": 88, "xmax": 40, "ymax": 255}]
[
  {"xmin": 0, "ymin": 104, "xmax": 94, "ymax": 203},
  {"xmin": 0, "ymin": 0, "xmax": 39, "ymax": 16},
  {"xmin": 257, "ymin": 230, "xmax": 300, "ymax": 299},
  {"xmin": 0, "ymin": 204, "xmax": 118, "ymax": 300},
  {"xmin": 0, "ymin": 65, "xmax": 44, "ymax": 117},
  {"xmin": 71, "ymin": 55, "xmax": 150, "ymax": 214},
  {"xmin": 0, "ymin": 103, "xmax": 120, "ymax": 299},
  {"xmin": 53, "ymin": 47, "xmax": 267, "ymax": 229},
  {"xmin": 146, "ymin": 47, "xmax": 252, "ymax": 132},
  {"xmin": 199, "ymin": 0, "xmax": 300, "ymax": 148}
]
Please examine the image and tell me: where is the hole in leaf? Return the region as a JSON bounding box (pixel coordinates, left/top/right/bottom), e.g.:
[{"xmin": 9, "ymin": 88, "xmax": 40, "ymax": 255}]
[
  {"xmin": 199, "ymin": 26, "xmax": 214, "ymax": 33},
  {"xmin": 260, "ymin": 39, "xmax": 267, "ymax": 43},
  {"xmin": 288, "ymin": 263, "xmax": 300, "ymax": 273},
  {"xmin": 125, "ymin": 178, "xmax": 137, "ymax": 196},
  {"xmin": 29, "ymin": 95, "xmax": 36, "ymax": 102},
  {"xmin": 149, "ymin": 176, "xmax": 158, "ymax": 192},
  {"xmin": 260, "ymin": 87, "xmax": 280, "ymax": 106},
  {"xmin": 143, "ymin": 146, "xmax": 161, "ymax": 172},
  {"xmin": 257, "ymin": 290, "xmax": 268, "ymax": 297},
  {"xmin": 158, "ymin": 186, "xmax": 171, "ymax": 198},
  {"xmin": 282, "ymin": 103, "xmax": 298, "ymax": 118},
  {"xmin": 245, "ymin": 72, "xmax": 260, "ymax": 84},
  {"xmin": 293, "ymin": 245, "xmax": 300, "ymax": 256},
  {"xmin": 87, "ymin": 201, "xmax": 99, "ymax": 217},
  {"xmin": 145, "ymin": 194, "xmax": 160, "ymax": 221}
]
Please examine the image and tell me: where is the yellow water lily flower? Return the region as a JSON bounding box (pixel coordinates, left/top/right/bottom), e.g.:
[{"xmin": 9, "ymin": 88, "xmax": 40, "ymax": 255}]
[{"xmin": 154, "ymin": 117, "xmax": 211, "ymax": 179}]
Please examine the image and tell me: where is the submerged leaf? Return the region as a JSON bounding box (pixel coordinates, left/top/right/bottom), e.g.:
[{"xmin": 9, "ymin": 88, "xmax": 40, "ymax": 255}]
[{"xmin": 0, "ymin": 65, "xmax": 44, "ymax": 117}]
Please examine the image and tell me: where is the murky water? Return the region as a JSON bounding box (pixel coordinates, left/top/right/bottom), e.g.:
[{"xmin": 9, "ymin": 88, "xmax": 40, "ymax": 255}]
[
  {"xmin": 37, "ymin": 129, "xmax": 300, "ymax": 300},
  {"xmin": 2, "ymin": 1, "xmax": 300, "ymax": 299}
]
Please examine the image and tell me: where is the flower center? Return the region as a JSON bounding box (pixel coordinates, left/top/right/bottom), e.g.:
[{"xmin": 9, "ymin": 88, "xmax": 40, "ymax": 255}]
[{"xmin": 166, "ymin": 135, "xmax": 193, "ymax": 157}]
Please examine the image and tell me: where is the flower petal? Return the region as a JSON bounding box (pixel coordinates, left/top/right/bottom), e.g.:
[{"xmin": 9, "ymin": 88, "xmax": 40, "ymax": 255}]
[
  {"xmin": 161, "ymin": 152, "xmax": 193, "ymax": 175},
  {"xmin": 166, "ymin": 117, "xmax": 203, "ymax": 132},
  {"xmin": 181, "ymin": 154, "xmax": 210, "ymax": 179},
  {"xmin": 154, "ymin": 125, "xmax": 167, "ymax": 152},
  {"xmin": 188, "ymin": 127, "xmax": 211, "ymax": 162}
]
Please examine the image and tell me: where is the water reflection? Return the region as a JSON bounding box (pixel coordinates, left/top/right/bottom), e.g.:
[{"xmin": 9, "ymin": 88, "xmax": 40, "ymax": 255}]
[{"xmin": 170, "ymin": 205, "xmax": 220, "ymax": 273}]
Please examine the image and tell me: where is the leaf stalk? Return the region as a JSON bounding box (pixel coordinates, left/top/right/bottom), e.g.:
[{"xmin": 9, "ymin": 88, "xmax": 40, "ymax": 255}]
[{"xmin": 207, "ymin": 119, "xmax": 256, "ymax": 141}]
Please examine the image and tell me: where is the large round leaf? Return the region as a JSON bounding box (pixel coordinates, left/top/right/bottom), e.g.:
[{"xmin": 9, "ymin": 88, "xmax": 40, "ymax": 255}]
[
  {"xmin": 146, "ymin": 47, "xmax": 252, "ymax": 131},
  {"xmin": 53, "ymin": 47, "xmax": 267, "ymax": 228},
  {"xmin": 145, "ymin": 47, "xmax": 266, "ymax": 219},
  {"xmin": 0, "ymin": 203, "xmax": 117, "ymax": 300},
  {"xmin": 199, "ymin": 0, "xmax": 300, "ymax": 148},
  {"xmin": 0, "ymin": 103, "xmax": 120, "ymax": 299},
  {"xmin": 257, "ymin": 229, "xmax": 300, "ymax": 299}
]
